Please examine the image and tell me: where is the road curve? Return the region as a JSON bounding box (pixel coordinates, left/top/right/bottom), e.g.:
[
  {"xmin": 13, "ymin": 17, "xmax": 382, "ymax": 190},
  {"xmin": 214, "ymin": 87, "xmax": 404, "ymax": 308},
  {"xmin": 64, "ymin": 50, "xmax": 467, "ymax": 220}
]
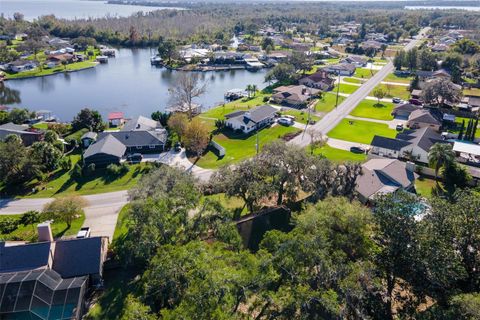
[{"xmin": 290, "ymin": 27, "xmax": 430, "ymax": 148}]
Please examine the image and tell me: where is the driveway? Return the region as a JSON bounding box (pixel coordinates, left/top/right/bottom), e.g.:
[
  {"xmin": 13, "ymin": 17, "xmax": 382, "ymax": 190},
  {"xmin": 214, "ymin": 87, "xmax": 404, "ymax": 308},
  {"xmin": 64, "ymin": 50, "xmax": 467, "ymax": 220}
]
[
  {"xmin": 289, "ymin": 27, "xmax": 429, "ymax": 148},
  {"xmin": 158, "ymin": 149, "xmax": 214, "ymax": 182},
  {"xmin": 327, "ymin": 137, "xmax": 371, "ymax": 152},
  {"xmin": 345, "ymin": 115, "xmax": 407, "ymax": 129}
]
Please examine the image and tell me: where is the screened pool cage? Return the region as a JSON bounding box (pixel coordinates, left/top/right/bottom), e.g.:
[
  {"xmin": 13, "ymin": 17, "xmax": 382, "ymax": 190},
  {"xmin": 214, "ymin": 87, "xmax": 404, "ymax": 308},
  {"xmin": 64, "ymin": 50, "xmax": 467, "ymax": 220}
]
[{"xmin": 0, "ymin": 269, "xmax": 87, "ymax": 320}]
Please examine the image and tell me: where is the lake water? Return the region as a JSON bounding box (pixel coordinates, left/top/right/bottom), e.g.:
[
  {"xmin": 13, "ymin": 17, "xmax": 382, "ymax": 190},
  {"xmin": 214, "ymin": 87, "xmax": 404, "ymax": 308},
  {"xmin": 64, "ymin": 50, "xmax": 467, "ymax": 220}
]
[
  {"xmin": 405, "ymin": 6, "xmax": 480, "ymax": 11},
  {"xmin": 1, "ymin": 0, "xmax": 174, "ymax": 20},
  {"xmin": 1, "ymin": 48, "xmax": 268, "ymax": 121}
]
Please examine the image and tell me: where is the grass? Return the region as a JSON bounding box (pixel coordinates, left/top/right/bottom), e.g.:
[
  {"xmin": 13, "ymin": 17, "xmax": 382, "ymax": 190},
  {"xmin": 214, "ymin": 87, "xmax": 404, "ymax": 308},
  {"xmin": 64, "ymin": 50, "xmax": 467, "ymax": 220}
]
[
  {"xmin": 112, "ymin": 204, "xmax": 131, "ymax": 242},
  {"xmin": 333, "ymin": 83, "xmax": 360, "ymax": 95},
  {"xmin": 280, "ymin": 109, "xmax": 320, "ymax": 124},
  {"xmin": 384, "ymin": 72, "xmax": 414, "ymax": 84},
  {"xmin": 452, "ymin": 117, "xmax": 480, "ymax": 136},
  {"xmin": 14, "ymin": 154, "xmax": 148, "ymax": 198},
  {"xmin": 464, "ymin": 88, "xmax": 480, "ymax": 97},
  {"xmin": 370, "ymin": 83, "xmax": 410, "ymax": 100},
  {"xmin": 65, "ymin": 128, "xmax": 89, "ymax": 141},
  {"xmin": 354, "ymin": 68, "xmax": 377, "ymax": 79},
  {"xmin": 203, "ymin": 193, "xmax": 248, "ymax": 216},
  {"xmin": 5, "ymin": 61, "xmax": 97, "ymax": 79},
  {"xmin": 313, "ymin": 145, "xmax": 367, "ymax": 163},
  {"xmin": 350, "ymin": 100, "xmax": 395, "ymax": 120},
  {"xmin": 315, "ymin": 93, "xmax": 346, "ymax": 113},
  {"xmin": 194, "ymin": 125, "xmax": 300, "ymax": 169},
  {"xmin": 343, "ymin": 77, "xmax": 364, "ymax": 84},
  {"xmin": 32, "ymin": 122, "xmax": 49, "ymax": 130},
  {"xmin": 202, "ymin": 94, "xmax": 269, "ymax": 120},
  {"xmin": 415, "ymin": 177, "xmax": 436, "ymax": 200},
  {"xmin": 0, "ymin": 213, "xmax": 85, "ymax": 241},
  {"xmin": 328, "ymin": 118, "xmax": 397, "ymax": 144}
]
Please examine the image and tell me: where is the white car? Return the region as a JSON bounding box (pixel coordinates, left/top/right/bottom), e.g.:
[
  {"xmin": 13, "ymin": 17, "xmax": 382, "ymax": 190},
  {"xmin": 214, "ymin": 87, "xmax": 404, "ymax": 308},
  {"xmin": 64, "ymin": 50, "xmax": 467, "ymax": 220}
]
[
  {"xmin": 278, "ymin": 117, "xmax": 294, "ymax": 126},
  {"xmin": 76, "ymin": 227, "xmax": 91, "ymax": 239}
]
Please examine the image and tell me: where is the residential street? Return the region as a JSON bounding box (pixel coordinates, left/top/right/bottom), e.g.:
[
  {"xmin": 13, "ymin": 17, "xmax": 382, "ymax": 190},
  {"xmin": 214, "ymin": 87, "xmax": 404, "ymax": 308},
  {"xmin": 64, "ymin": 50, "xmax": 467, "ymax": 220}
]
[{"xmin": 289, "ymin": 27, "xmax": 430, "ymax": 147}]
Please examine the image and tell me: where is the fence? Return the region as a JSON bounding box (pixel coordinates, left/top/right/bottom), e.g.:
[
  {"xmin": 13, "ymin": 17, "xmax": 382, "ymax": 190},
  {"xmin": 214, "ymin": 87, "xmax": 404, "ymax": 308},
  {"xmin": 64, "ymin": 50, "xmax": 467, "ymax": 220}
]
[{"xmin": 210, "ymin": 140, "xmax": 226, "ymax": 157}]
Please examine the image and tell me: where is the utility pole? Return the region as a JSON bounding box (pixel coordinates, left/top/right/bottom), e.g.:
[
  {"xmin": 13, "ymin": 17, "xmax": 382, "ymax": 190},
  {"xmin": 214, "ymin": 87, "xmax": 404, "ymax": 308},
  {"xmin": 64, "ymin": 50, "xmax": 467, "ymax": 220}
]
[
  {"xmin": 335, "ymin": 71, "xmax": 341, "ymax": 108},
  {"xmin": 255, "ymin": 123, "xmax": 259, "ymax": 155}
]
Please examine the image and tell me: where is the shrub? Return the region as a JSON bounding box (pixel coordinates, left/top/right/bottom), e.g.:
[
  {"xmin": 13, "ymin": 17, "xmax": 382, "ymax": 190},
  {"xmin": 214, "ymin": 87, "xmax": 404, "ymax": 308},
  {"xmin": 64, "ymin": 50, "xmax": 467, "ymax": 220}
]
[
  {"xmin": 263, "ymin": 96, "xmax": 270, "ymax": 102},
  {"xmin": 106, "ymin": 164, "xmax": 122, "ymax": 176},
  {"xmin": 86, "ymin": 163, "xmax": 96, "ymax": 174},
  {"xmin": 0, "ymin": 218, "xmax": 19, "ymax": 234},
  {"xmin": 59, "ymin": 157, "xmax": 72, "ymax": 171},
  {"xmin": 43, "ymin": 196, "xmax": 88, "ymax": 228},
  {"xmin": 72, "ymin": 163, "xmax": 82, "ymax": 179}
]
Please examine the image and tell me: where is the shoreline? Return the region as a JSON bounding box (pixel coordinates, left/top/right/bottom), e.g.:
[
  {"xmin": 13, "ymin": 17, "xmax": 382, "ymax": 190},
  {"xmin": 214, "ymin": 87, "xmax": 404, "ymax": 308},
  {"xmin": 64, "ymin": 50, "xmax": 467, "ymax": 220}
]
[{"xmin": 4, "ymin": 62, "xmax": 99, "ymax": 81}]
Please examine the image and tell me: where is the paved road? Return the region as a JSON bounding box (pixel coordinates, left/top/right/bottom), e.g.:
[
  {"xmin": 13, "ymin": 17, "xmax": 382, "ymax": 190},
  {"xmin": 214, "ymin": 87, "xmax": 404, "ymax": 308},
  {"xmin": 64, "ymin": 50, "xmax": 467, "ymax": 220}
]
[{"xmin": 290, "ymin": 27, "xmax": 429, "ymax": 148}]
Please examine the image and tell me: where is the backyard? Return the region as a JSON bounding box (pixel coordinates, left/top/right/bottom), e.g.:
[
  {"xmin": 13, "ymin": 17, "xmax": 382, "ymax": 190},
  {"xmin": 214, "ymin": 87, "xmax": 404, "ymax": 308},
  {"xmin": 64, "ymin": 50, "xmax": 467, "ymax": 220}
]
[
  {"xmin": 333, "ymin": 83, "xmax": 360, "ymax": 95},
  {"xmin": 415, "ymin": 177, "xmax": 436, "ymax": 200},
  {"xmin": 201, "ymin": 93, "xmax": 270, "ymax": 120},
  {"xmin": 315, "ymin": 93, "xmax": 346, "ymax": 113},
  {"xmin": 314, "ymin": 145, "xmax": 367, "ymax": 163},
  {"xmin": 193, "ymin": 125, "xmax": 301, "ymax": 169},
  {"xmin": 350, "ymin": 100, "xmax": 395, "ymax": 120},
  {"xmin": 280, "ymin": 109, "xmax": 320, "ymax": 124},
  {"xmin": 383, "ymin": 72, "xmax": 414, "ymax": 84},
  {"xmin": 328, "ymin": 118, "xmax": 397, "ymax": 144}
]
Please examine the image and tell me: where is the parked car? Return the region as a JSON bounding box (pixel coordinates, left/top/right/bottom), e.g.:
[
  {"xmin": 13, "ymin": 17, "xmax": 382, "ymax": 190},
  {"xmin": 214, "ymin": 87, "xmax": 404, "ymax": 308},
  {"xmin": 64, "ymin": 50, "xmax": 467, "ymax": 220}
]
[
  {"xmin": 392, "ymin": 97, "xmax": 402, "ymax": 104},
  {"xmin": 350, "ymin": 146, "xmax": 366, "ymax": 154},
  {"xmin": 396, "ymin": 124, "xmax": 404, "ymax": 131},
  {"xmin": 283, "ymin": 115, "xmax": 295, "ymax": 121},
  {"xmin": 409, "ymin": 98, "xmax": 423, "ymax": 106},
  {"xmin": 76, "ymin": 227, "xmax": 91, "ymax": 239},
  {"xmin": 127, "ymin": 153, "xmax": 143, "ymax": 164},
  {"xmin": 278, "ymin": 117, "xmax": 294, "ymax": 126}
]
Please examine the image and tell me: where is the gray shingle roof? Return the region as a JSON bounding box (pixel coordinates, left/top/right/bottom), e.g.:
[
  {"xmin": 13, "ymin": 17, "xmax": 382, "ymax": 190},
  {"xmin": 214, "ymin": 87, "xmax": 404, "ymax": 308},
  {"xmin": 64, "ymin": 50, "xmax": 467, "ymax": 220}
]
[
  {"xmin": 408, "ymin": 109, "xmax": 441, "ymax": 125},
  {"xmin": 396, "ymin": 127, "xmax": 445, "ymax": 152},
  {"xmin": 371, "ymin": 135, "xmax": 412, "ymax": 151},
  {"xmin": 122, "ymin": 115, "xmax": 161, "ymax": 132},
  {"xmin": 226, "ymin": 105, "xmax": 278, "ymax": 126},
  {"xmin": 52, "ymin": 237, "xmax": 106, "ymax": 278},
  {"xmin": 83, "ymin": 134, "xmax": 126, "ymax": 159},
  {"xmin": 81, "ymin": 131, "xmax": 97, "ymax": 140},
  {"xmin": 0, "ymin": 242, "xmax": 51, "ymax": 273},
  {"xmin": 98, "ymin": 129, "xmax": 167, "ymax": 148}
]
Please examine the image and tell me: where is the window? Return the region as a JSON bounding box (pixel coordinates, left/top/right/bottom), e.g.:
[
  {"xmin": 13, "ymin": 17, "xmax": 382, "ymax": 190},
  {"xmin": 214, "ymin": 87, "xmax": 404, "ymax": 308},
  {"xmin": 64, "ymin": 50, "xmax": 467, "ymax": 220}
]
[
  {"xmin": 136, "ymin": 146, "xmax": 142, "ymax": 150},
  {"xmin": 149, "ymin": 145, "xmax": 156, "ymax": 149}
]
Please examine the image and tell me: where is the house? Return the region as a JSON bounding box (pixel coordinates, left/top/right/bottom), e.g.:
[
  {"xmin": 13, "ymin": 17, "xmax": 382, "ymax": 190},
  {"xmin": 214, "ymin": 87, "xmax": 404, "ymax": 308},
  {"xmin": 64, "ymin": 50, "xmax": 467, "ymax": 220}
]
[
  {"xmin": 7, "ymin": 60, "xmax": 37, "ymax": 73},
  {"xmin": 341, "ymin": 55, "xmax": 367, "ymax": 67},
  {"xmin": 416, "ymin": 69, "xmax": 451, "ymax": 89},
  {"xmin": 225, "ymin": 105, "xmax": 278, "ymax": 134},
  {"xmin": 108, "ymin": 111, "xmax": 125, "ymax": 127},
  {"xmin": 360, "ymin": 40, "xmax": 383, "ymax": 50},
  {"xmin": 122, "ymin": 115, "xmax": 162, "ymax": 131},
  {"xmin": 355, "ymin": 159, "xmax": 418, "ymax": 203},
  {"xmin": 80, "ymin": 131, "xmax": 97, "ymax": 148},
  {"xmin": 322, "ymin": 63, "xmax": 356, "ymax": 76},
  {"xmin": 97, "ymin": 130, "xmax": 167, "ymax": 154},
  {"xmin": 453, "ymin": 141, "xmax": 480, "ymax": 164},
  {"xmin": 407, "ymin": 109, "xmax": 441, "ymax": 131},
  {"xmin": 411, "ymin": 89, "xmax": 423, "ymax": 100},
  {"xmin": 0, "ymin": 224, "xmax": 108, "ymax": 320},
  {"xmin": 431, "ymin": 43, "xmax": 449, "ymax": 52},
  {"xmin": 46, "ymin": 53, "xmax": 75, "ymax": 67},
  {"xmin": 83, "ymin": 134, "xmax": 126, "ymax": 167},
  {"xmin": 370, "ymin": 127, "xmax": 445, "ymax": 163},
  {"xmin": 0, "ymin": 122, "xmax": 44, "ymax": 146},
  {"xmin": 271, "ymin": 85, "xmax": 320, "ymax": 108},
  {"xmin": 461, "ymin": 96, "xmax": 480, "ymax": 113},
  {"xmin": 298, "ymin": 71, "xmax": 335, "ymax": 91},
  {"xmin": 392, "ymin": 103, "xmax": 421, "ymax": 118}
]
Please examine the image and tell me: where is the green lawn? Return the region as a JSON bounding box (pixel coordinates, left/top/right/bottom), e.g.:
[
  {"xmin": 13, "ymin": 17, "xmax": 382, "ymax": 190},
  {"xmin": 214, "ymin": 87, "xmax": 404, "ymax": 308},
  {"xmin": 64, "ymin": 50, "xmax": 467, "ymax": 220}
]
[
  {"xmin": 5, "ymin": 61, "xmax": 97, "ymax": 79},
  {"xmin": 384, "ymin": 72, "xmax": 414, "ymax": 84},
  {"xmin": 453, "ymin": 117, "xmax": 480, "ymax": 136},
  {"xmin": 354, "ymin": 68, "xmax": 377, "ymax": 79},
  {"xmin": 18, "ymin": 154, "xmax": 148, "ymax": 198},
  {"xmin": 464, "ymin": 88, "xmax": 480, "ymax": 97},
  {"xmin": 65, "ymin": 128, "xmax": 89, "ymax": 141},
  {"xmin": 333, "ymin": 83, "xmax": 360, "ymax": 95},
  {"xmin": 350, "ymin": 100, "xmax": 395, "ymax": 120},
  {"xmin": 194, "ymin": 125, "xmax": 300, "ymax": 169},
  {"xmin": 202, "ymin": 94, "xmax": 269, "ymax": 120},
  {"xmin": 370, "ymin": 84, "xmax": 410, "ymax": 100},
  {"xmin": 314, "ymin": 145, "xmax": 367, "ymax": 163},
  {"xmin": 32, "ymin": 122, "xmax": 49, "ymax": 130},
  {"xmin": 315, "ymin": 93, "xmax": 346, "ymax": 113},
  {"xmin": 112, "ymin": 204, "xmax": 131, "ymax": 242},
  {"xmin": 343, "ymin": 77, "xmax": 364, "ymax": 84},
  {"xmin": 328, "ymin": 119, "xmax": 397, "ymax": 144},
  {"xmin": 415, "ymin": 177, "xmax": 436, "ymax": 200},
  {"xmin": 203, "ymin": 193, "xmax": 248, "ymax": 216},
  {"xmin": 280, "ymin": 109, "xmax": 320, "ymax": 124},
  {"xmin": 0, "ymin": 213, "xmax": 85, "ymax": 241}
]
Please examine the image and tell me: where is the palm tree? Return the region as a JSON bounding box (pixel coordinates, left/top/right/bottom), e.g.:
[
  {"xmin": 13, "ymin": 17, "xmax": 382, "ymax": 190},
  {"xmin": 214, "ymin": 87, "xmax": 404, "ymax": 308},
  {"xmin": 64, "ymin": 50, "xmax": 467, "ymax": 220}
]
[
  {"xmin": 428, "ymin": 143, "xmax": 455, "ymax": 184},
  {"xmin": 251, "ymin": 84, "xmax": 257, "ymax": 97},
  {"xmin": 245, "ymin": 84, "xmax": 253, "ymax": 98}
]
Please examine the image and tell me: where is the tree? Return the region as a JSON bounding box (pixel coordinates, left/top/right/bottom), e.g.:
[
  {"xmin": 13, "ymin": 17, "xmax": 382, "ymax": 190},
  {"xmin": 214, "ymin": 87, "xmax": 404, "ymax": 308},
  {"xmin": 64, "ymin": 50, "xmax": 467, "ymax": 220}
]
[
  {"xmin": 373, "ymin": 87, "xmax": 387, "ymax": 104},
  {"xmin": 61, "ymin": 59, "xmax": 68, "ymax": 71},
  {"xmin": 306, "ymin": 128, "xmax": 326, "ymax": 155},
  {"xmin": 183, "ymin": 118, "xmax": 209, "ymax": 158},
  {"xmin": 418, "ymin": 49, "xmax": 437, "ymax": 71},
  {"xmin": 454, "ymin": 38, "xmax": 480, "ymax": 55},
  {"xmin": 428, "ymin": 142, "xmax": 456, "ymax": 183},
  {"xmin": 168, "ymin": 73, "xmax": 207, "ymax": 120},
  {"xmin": 442, "ymin": 53, "xmax": 463, "ymax": 83},
  {"xmin": 151, "ymin": 111, "xmax": 170, "ymax": 126},
  {"xmin": 8, "ymin": 108, "xmax": 34, "ymax": 124},
  {"xmin": 261, "ymin": 37, "xmax": 274, "ymax": 52},
  {"xmin": 458, "ymin": 120, "xmax": 465, "ymax": 140},
  {"xmin": 31, "ymin": 141, "xmax": 62, "ymax": 172},
  {"xmin": 167, "ymin": 113, "xmax": 188, "ymax": 141},
  {"xmin": 0, "ymin": 135, "xmax": 41, "ymax": 185},
  {"xmin": 71, "ymin": 108, "xmax": 104, "ymax": 132},
  {"xmin": 0, "ymin": 217, "xmax": 19, "ymax": 234},
  {"xmin": 245, "ymin": 84, "xmax": 253, "ymax": 98},
  {"xmin": 265, "ymin": 63, "xmax": 295, "ymax": 83},
  {"xmin": 288, "ymin": 51, "xmax": 314, "ymax": 75},
  {"xmin": 406, "ymin": 48, "xmax": 418, "ymax": 71},
  {"xmin": 442, "ymin": 163, "xmax": 471, "ymax": 196},
  {"xmin": 19, "ymin": 210, "xmax": 41, "ymax": 232},
  {"xmin": 157, "ymin": 37, "xmax": 177, "ymax": 63},
  {"xmin": 18, "ymin": 39, "xmax": 44, "ymax": 59},
  {"xmin": 129, "ymin": 26, "xmax": 140, "ymax": 44},
  {"xmin": 422, "ymin": 78, "xmax": 462, "ymax": 106},
  {"xmin": 393, "ymin": 50, "xmax": 406, "ymax": 70},
  {"xmin": 43, "ymin": 196, "xmax": 88, "ymax": 228},
  {"xmin": 120, "ymin": 295, "xmax": 156, "ymax": 320}
]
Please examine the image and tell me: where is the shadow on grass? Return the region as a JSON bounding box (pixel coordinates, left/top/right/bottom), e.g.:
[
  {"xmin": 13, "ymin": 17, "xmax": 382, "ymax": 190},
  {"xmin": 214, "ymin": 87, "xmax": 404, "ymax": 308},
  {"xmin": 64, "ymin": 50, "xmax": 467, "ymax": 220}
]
[
  {"xmin": 54, "ymin": 225, "xmax": 71, "ymax": 239},
  {"xmin": 372, "ymin": 103, "xmax": 388, "ymax": 109}
]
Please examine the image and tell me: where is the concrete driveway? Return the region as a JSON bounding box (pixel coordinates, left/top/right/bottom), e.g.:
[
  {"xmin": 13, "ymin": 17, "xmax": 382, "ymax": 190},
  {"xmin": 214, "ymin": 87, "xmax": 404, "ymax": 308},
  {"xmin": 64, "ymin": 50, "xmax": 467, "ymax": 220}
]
[{"xmin": 158, "ymin": 149, "xmax": 214, "ymax": 182}]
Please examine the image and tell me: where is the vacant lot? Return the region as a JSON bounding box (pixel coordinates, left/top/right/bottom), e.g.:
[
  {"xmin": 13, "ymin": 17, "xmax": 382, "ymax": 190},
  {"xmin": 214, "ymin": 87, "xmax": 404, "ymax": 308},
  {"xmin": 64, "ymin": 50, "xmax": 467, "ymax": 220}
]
[
  {"xmin": 328, "ymin": 118, "xmax": 397, "ymax": 144},
  {"xmin": 354, "ymin": 68, "xmax": 377, "ymax": 79},
  {"xmin": 315, "ymin": 93, "xmax": 346, "ymax": 113},
  {"xmin": 370, "ymin": 83, "xmax": 410, "ymax": 100},
  {"xmin": 333, "ymin": 83, "xmax": 360, "ymax": 95},
  {"xmin": 314, "ymin": 145, "xmax": 367, "ymax": 163},
  {"xmin": 350, "ymin": 100, "xmax": 395, "ymax": 120},
  {"xmin": 195, "ymin": 125, "xmax": 300, "ymax": 169},
  {"xmin": 384, "ymin": 72, "xmax": 414, "ymax": 84}
]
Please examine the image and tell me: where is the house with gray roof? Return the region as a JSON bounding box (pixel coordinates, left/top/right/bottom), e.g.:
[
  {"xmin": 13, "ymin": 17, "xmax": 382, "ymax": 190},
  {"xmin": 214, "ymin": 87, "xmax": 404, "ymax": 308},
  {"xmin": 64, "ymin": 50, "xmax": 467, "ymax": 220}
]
[
  {"xmin": 407, "ymin": 109, "xmax": 441, "ymax": 131},
  {"xmin": 322, "ymin": 62, "xmax": 356, "ymax": 76},
  {"xmin": 122, "ymin": 115, "xmax": 162, "ymax": 132},
  {"xmin": 355, "ymin": 158, "xmax": 418, "ymax": 203},
  {"xmin": 0, "ymin": 122, "xmax": 44, "ymax": 146},
  {"xmin": 225, "ymin": 105, "xmax": 278, "ymax": 134},
  {"xmin": 83, "ymin": 134, "xmax": 126, "ymax": 167},
  {"xmin": 97, "ymin": 129, "xmax": 167, "ymax": 154}
]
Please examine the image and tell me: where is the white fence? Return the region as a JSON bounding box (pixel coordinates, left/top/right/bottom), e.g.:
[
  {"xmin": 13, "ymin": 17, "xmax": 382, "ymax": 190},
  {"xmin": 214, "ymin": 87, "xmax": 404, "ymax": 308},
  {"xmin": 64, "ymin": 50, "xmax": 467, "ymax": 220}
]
[{"xmin": 210, "ymin": 140, "xmax": 226, "ymax": 157}]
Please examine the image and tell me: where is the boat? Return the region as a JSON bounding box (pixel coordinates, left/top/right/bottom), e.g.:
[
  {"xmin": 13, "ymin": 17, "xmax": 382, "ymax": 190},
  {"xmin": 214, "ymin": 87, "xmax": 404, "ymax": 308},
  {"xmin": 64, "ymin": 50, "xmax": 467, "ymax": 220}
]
[{"xmin": 150, "ymin": 55, "xmax": 163, "ymax": 66}]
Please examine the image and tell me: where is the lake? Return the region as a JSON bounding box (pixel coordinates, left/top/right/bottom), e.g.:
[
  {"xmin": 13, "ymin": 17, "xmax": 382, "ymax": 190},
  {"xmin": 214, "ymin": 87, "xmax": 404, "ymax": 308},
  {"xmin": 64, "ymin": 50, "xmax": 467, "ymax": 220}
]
[
  {"xmin": 1, "ymin": 0, "xmax": 175, "ymax": 20},
  {"xmin": 1, "ymin": 48, "xmax": 268, "ymax": 121}
]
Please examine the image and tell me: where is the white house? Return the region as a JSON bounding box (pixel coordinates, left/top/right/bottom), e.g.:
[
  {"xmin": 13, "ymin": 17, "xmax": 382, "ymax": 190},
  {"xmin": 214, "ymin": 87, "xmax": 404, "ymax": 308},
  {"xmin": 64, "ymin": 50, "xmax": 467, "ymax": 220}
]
[{"xmin": 225, "ymin": 105, "xmax": 278, "ymax": 134}]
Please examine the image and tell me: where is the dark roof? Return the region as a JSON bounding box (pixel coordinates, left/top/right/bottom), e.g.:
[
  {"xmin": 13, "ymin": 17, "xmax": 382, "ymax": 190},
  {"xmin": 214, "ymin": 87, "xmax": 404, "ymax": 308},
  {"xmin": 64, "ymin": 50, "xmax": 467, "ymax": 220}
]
[
  {"xmin": 52, "ymin": 237, "xmax": 106, "ymax": 278},
  {"xmin": 371, "ymin": 135, "xmax": 412, "ymax": 151},
  {"xmin": 324, "ymin": 63, "xmax": 356, "ymax": 73},
  {"xmin": 84, "ymin": 134, "xmax": 126, "ymax": 159},
  {"xmin": 0, "ymin": 242, "xmax": 51, "ymax": 273},
  {"xmin": 226, "ymin": 105, "xmax": 278, "ymax": 126},
  {"xmin": 396, "ymin": 127, "xmax": 445, "ymax": 152},
  {"xmin": 98, "ymin": 129, "xmax": 167, "ymax": 148},
  {"xmin": 0, "ymin": 122, "xmax": 29, "ymax": 132},
  {"xmin": 225, "ymin": 110, "xmax": 246, "ymax": 119},
  {"xmin": 392, "ymin": 103, "xmax": 420, "ymax": 115},
  {"xmin": 415, "ymin": 70, "xmax": 434, "ymax": 78},
  {"xmin": 408, "ymin": 109, "xmax": 441, "ymax": 125},
  {"xmin": 122, "ymin": 115, "xmax": 161, "ymax": 131}
]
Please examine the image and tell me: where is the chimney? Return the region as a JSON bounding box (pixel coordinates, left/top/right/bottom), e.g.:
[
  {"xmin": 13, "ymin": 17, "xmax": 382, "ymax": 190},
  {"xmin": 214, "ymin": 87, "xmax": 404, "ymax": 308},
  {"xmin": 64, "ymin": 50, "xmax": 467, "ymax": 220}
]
[
  {"xmin": 405, "ymin": 161, "xmax": 416, "ymax": 173},
  {"xmin": 37, "ymin": 222, "xmax": 53, "ymax": 242}
]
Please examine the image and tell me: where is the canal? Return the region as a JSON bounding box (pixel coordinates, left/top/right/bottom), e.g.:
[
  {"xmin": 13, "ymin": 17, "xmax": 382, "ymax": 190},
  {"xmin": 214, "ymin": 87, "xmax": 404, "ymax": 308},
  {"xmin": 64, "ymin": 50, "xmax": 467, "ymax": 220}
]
[{"xmin": 1, "ymin": 48, "xmax": 268, "ymax": 121}]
